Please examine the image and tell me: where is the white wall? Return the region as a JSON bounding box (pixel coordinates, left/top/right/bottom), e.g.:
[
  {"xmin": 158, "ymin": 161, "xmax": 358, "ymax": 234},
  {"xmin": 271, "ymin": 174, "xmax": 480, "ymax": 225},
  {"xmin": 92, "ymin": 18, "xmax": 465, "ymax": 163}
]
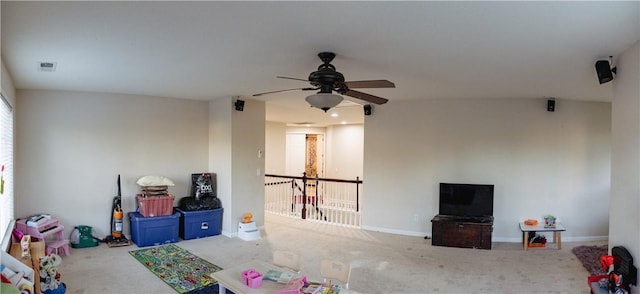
[
  {"xmin": 10, "ymin": 74, "xmax": 620, "ymax": 245},
  {"xmin": 265, "ymin": 124, "xmax": 365, "ymax": 180},
  {"xmin": 231, "ymin": 98, "xmax": 266, "ymax": 229},
  {"xmin": 363, "ymin": 98, "xmax": 611, "ymax": 240},
  {"xmin": 326, "ymin": 124, "xmax": 364, "ymax": 180},
  {"xmin": 209, "ymin": 97, "xmax": 265, "ymax": 234},
  {"xmin": 265, "ymin": 121, "xmax": 286, "ymax": 175},
  {"xmin": 15, "ymin": 90, "xmax": 210, "ymax": 237},
  {"xmin": 610, "ymin": 40, "xmax": 639, "ymax": 287},
  {"xmin": 14, "ymin": 88, "xmax": 615, "ymax": 243},
  {"xmin": 209, "ymin": 97, "xmax": 233, "ymax": 234},
  {"xmin": 1, "ymin": 58, "xmax": 16, "ymax": 105}
]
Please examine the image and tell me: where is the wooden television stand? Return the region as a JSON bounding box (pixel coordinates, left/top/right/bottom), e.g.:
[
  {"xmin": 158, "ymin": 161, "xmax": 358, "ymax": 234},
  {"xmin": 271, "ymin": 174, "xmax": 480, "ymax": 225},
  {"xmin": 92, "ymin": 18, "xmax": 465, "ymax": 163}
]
[{"xmin": 431, "ymin": 214, "xmax": 494, "ymax": 250}]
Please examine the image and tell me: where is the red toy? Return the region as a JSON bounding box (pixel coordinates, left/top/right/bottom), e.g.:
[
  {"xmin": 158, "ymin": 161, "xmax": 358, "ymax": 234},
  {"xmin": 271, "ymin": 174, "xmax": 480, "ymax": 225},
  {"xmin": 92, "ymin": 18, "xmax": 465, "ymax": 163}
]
[{"xmin": 600, "ymin": 255, "xmax": 614, "ymax": 271}]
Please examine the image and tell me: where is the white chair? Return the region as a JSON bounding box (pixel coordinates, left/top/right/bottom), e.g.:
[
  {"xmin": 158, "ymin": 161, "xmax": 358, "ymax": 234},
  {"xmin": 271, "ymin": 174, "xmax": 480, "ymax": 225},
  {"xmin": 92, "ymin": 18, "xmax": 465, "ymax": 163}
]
[
  {"xmin": 273, "ymin": 250, "xmax": 301, "ymax": 272},
  {"xmin": 320, "ymin": 259, "xmax": 351, "ymax": 289}
]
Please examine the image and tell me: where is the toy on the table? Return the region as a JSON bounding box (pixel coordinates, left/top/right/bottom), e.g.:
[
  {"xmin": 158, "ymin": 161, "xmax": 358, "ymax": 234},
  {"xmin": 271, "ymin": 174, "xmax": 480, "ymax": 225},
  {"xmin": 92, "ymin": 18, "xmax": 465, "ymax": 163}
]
[
  {"xmin": 242, "ymin": 212, "xmax": 253, "ymax": 223},
  {"xmin": 277, "ymin": 276, "xmax": 307, "ymax": 294},
  {"xmin": 241, "ymin": 268, "xmax": 263, "ymax": 288}
]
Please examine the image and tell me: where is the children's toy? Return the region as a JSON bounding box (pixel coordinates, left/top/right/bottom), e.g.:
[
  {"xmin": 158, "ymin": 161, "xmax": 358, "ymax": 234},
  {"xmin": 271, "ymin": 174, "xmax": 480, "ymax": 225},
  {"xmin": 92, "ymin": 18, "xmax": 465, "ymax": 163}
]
[
  {"xmin": 20, "ymin": 235, "xmax": 31, "ymax": 259},
  {"xmin": 528, "ymin": 233, "xmax": 547, "ymax": 248},
  {"xmin": 601, "ymin": 255, "xmax": 614, "ymax": 272},
  {"xmin": 543, "ymin": 214, "xmax": 556, "ymax": 228},
  {"xmin": 1, "ymin": 251, "xmax": 35, "ymax": 294},
  {"xmin": 241, "ymin": 269, "xmax": 263, "ymax": 289},
  {"xmin": 39, "ymin": 254, "xmax": 66, "ymax": 294},
  {"xmin": 11, "ymin": 228, "xmax": 23, "ymax": 241},
  {"xmin": 242, "ymin": 212, "xmax": 253, "ymax": 223},
  {"xmin": 593, "ymin": 246, "xmax": 638, "ymax": 294},
  {"xmin": 277, "ymin": 276, "xmax": 307, "ymax": 294}
]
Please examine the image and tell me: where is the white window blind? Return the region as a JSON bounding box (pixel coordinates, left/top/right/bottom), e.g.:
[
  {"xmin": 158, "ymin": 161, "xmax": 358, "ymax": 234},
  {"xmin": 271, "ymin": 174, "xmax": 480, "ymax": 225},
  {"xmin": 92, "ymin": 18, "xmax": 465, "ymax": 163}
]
[{"xmin": 0, "ymin": 93, "xmax": 14, "ymax": 241}]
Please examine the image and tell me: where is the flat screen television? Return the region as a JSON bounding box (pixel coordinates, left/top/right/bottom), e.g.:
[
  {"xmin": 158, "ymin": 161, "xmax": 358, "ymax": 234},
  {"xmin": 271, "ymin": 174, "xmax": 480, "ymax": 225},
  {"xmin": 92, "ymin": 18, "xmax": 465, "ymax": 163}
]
[{"xmin": 439, "ymin": 183, "xmax": 494, "ymax": 217}]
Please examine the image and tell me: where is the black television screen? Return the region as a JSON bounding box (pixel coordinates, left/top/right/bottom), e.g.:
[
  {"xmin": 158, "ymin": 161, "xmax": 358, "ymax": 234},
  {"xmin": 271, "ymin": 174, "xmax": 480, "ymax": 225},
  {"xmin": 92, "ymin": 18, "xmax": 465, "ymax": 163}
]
[{"xmin": 439, "ymin": 183, "xmax": 494, "ymax": 217}]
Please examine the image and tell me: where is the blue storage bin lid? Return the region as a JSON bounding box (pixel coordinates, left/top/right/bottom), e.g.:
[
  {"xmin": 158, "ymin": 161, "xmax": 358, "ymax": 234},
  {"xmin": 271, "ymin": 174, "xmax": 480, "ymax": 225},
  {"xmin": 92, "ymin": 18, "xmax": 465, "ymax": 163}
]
[
  {"xmin": 129, "ymin": 211, "xmax": 180, "ymax": 220},
  {"xmin": 174, "ymin": 207, "xmax": 223, "ymax": 215}
]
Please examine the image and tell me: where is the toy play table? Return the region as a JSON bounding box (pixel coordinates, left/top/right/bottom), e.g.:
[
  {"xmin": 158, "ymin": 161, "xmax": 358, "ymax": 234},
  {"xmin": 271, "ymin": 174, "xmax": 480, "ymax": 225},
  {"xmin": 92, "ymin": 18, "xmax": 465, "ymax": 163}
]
[
  {"xmin": 519, "ymin": 222, "xmax": 565, "ymax": 251},
  {"xmin": 210, "ymin": 260, "xmax": 357, "ymax": 294}
]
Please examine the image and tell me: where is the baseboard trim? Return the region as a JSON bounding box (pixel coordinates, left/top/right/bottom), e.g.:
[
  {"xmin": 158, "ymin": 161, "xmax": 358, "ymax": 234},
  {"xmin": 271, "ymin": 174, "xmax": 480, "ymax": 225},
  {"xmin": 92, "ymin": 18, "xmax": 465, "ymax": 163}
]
[
  {"xmin": 361, "ymin": 225, "xmax": 428, "ymax": 237},
  {"xmin": 492, "ymin": 235, "xmax": 608, "ymax": 243},
  {"xmin": 361, "ymin": 225, "xmax": 608, "ymax": 243},
  {"xmin": 221, "ymin": 224, "xmax": 265, "ymax": 239},
  {"xmin": 222, "ymin": 230, "xmax": 236, "ymax": 238}
]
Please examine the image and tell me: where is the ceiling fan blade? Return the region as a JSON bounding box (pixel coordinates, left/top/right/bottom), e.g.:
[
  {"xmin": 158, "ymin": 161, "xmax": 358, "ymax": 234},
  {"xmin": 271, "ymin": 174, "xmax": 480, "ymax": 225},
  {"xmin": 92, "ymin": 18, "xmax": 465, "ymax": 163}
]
[
  {"xmin": 277, "ymin": 76, "xmax": 309, "ymax": 82},
  {"xmin": 344, "ymin": 89, "xmax": 389, "ymax": 105},
  {"xmin": 344, "ymin": 80, "xmax": 395, "ymax": 89},
  {"xmin": 253, "ymin": 87, "xmax": 317, "ymax": 97}
]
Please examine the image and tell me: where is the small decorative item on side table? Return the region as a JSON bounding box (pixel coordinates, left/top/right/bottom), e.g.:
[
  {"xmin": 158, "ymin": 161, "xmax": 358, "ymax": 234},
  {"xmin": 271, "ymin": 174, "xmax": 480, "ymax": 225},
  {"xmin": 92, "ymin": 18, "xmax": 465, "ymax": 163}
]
[{"xmin": 544, "ymin": 214, "xmax": 557, "ymax": 228}]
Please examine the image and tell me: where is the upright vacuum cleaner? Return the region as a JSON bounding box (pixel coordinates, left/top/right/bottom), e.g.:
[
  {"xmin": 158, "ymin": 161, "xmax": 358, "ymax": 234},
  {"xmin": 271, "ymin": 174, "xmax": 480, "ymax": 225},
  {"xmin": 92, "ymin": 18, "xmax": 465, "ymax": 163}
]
[{"xmin": 104, "ymin": 175, "xmax": 131, "ymax": 247}]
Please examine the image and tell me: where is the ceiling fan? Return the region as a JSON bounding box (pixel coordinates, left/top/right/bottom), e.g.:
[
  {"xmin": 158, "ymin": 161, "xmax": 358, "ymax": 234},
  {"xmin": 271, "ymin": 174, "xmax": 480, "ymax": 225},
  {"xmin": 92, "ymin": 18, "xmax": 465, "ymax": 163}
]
[{"xmin": 253, "ymin": 52, "xmax": 395, "ymax": 112}]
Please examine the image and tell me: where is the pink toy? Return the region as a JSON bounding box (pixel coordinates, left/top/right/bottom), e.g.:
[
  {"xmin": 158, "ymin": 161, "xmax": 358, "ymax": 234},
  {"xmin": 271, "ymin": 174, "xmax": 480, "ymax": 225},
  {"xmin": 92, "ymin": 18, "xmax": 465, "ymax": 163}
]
[
  {"xmin": 241, "ymin": 269, "xmax": 263, "ymax": 289},
  {"xmin": 12, "ymin": 229, "xmax": 23, "ymax": 243},
  {"xmin": 277, "ymin": 276, "xmax": 307, "ymax": 294}
]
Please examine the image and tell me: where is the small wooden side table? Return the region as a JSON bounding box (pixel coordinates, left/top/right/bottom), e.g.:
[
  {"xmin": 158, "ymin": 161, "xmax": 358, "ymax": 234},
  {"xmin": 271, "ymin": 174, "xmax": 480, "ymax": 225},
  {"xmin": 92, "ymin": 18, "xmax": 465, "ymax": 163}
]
[{"xmin": 519, "ymin": 222, "xmax": 566, "ymax": 250}]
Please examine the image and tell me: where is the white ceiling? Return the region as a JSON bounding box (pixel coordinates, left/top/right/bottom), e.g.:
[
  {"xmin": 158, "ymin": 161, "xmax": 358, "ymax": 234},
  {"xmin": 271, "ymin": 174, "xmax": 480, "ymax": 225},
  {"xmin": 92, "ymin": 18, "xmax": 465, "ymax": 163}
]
[{"xmin": 2, "ymin": 1, "xmax": 638, "ymax": 126}]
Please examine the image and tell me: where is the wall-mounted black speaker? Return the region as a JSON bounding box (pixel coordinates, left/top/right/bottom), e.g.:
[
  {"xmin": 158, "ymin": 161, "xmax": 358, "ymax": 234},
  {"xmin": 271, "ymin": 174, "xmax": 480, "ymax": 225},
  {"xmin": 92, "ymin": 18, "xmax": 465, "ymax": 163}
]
[
  {"xmin": 595, "ymin": 60, "xmax": 616, "ymax": 84},
  {"xmin": 547, "ymin": 99, "xmax": 555, "ymax": 112},
  {"xmin": 234, "ymin": 99, "xmax": 245, "ymax": 111},
  {"xmin": 364, "ymin": 104, "xmax": 372, "ymax": 116}
]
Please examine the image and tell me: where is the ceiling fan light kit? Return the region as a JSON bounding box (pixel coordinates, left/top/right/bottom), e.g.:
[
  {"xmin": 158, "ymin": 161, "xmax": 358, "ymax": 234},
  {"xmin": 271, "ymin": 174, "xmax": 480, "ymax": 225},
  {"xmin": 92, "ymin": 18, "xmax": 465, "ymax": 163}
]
[
  {"xmin": 305, "ymin": 93, "xmax": 343, "ymax": 112},
  {"xmin": 253, "ymin": 52, "xmax": 395, "ymax": 112}
]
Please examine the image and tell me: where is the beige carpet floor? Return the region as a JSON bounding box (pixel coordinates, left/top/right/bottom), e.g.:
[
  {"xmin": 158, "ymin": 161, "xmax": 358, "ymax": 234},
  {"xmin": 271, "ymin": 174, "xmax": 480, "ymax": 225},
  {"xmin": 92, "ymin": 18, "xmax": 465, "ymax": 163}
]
[{"xmin": 58, "ymin": 213, "xmax": 602, "ymax": 293}]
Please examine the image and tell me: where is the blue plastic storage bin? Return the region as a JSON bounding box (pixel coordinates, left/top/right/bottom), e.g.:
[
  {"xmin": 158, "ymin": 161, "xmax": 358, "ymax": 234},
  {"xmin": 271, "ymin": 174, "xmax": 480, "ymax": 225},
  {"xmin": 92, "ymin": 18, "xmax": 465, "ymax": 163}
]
[
  {"xmin": 129, "ymin": 211, "xmax": 180, "ymax": 247},
  {"xmin": 175, "ymin": 207, "xmax": 223, "ymax": 240}
]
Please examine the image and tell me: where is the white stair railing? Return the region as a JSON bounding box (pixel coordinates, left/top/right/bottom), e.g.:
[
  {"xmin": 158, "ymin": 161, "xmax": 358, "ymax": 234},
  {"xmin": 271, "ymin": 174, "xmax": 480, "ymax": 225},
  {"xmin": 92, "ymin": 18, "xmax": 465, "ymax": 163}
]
[{"xmin": 264, "ymin": 173, "xmax": 362, "ymax": 228}]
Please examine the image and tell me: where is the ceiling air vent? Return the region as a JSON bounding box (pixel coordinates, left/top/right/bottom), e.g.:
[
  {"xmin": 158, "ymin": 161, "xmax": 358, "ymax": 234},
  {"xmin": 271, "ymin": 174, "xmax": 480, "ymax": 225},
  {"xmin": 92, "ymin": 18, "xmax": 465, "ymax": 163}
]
[{"xmin": 38, "ymin": 62, "xmax": 57, "ymax": 72}]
